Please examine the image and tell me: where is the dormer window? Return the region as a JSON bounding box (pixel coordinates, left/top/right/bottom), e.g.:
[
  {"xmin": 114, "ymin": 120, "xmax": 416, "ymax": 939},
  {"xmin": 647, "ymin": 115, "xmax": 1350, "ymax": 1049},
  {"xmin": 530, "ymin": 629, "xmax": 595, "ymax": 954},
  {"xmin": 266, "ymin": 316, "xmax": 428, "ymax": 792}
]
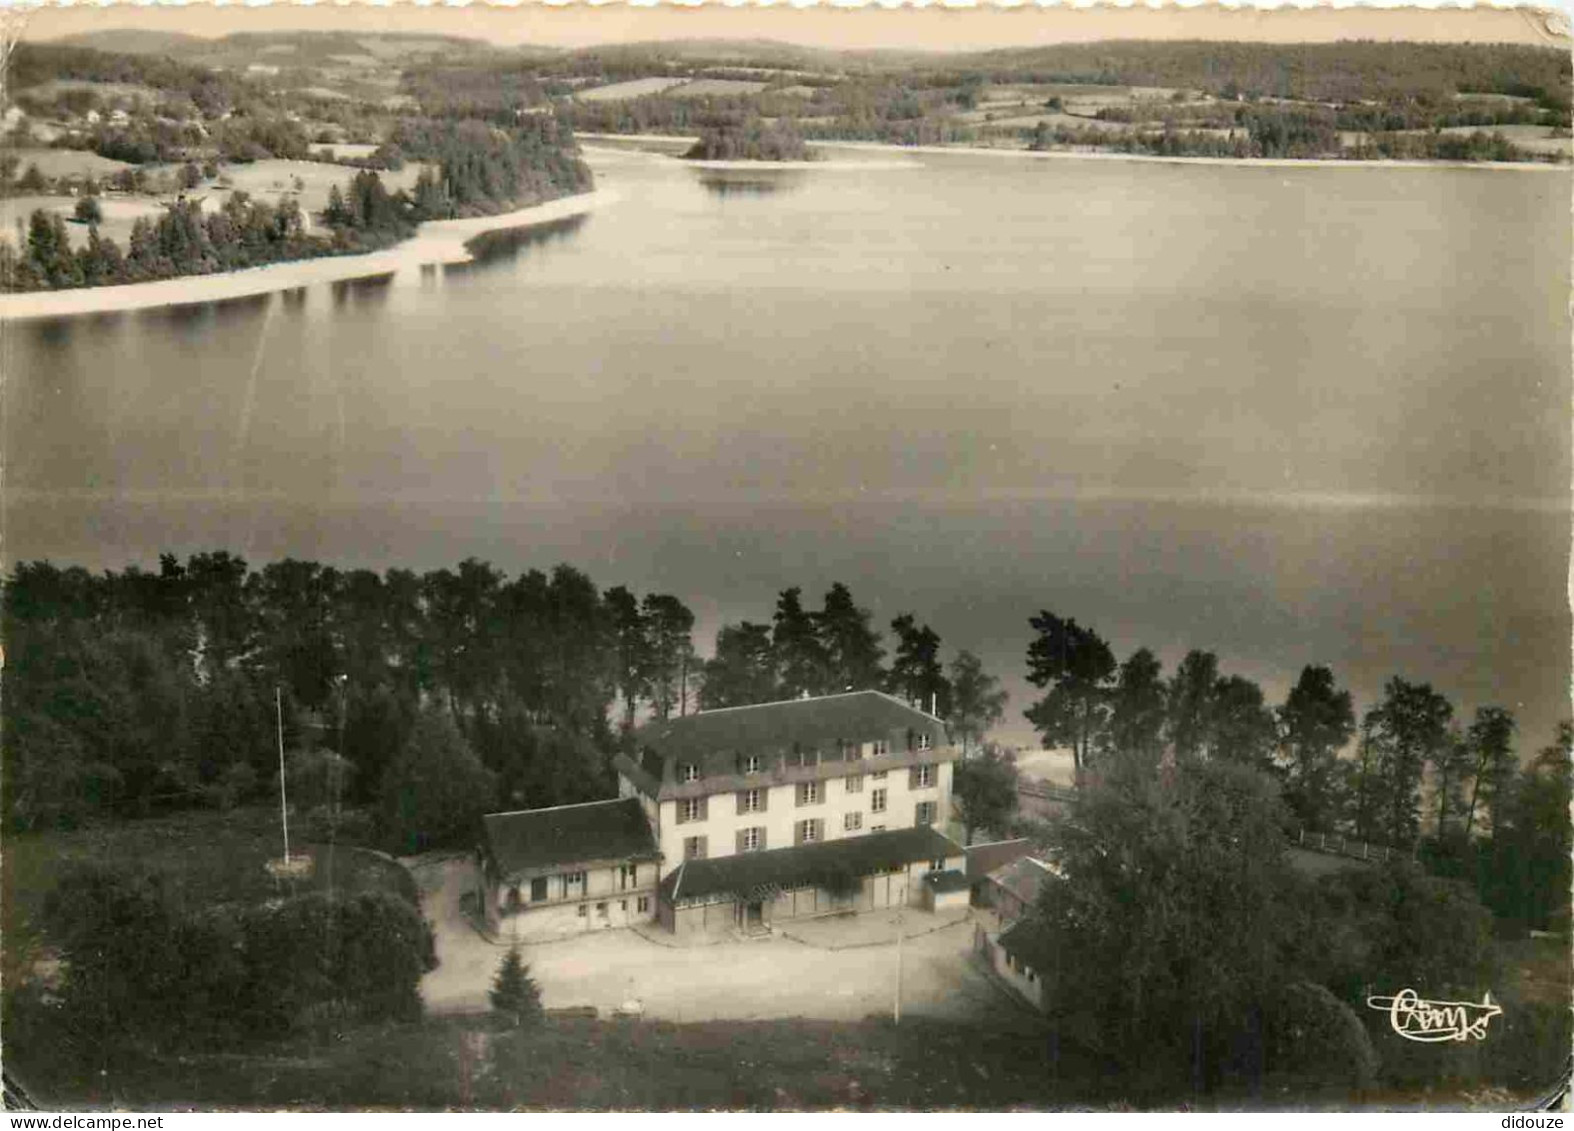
[
  {"xmin": 742, "ymin": 754, "xmax": 761, "ymax": 775},
  {"xmin": 871, "ymin": 739, "xmax": 889, "ymax": 757},
  {"xmin": 680, "ymin": 763, "xmax": 700, "ymax": 784},
  {"xmin": 918, "ymin": 733, "xmax": 933, "ymax": 752}
]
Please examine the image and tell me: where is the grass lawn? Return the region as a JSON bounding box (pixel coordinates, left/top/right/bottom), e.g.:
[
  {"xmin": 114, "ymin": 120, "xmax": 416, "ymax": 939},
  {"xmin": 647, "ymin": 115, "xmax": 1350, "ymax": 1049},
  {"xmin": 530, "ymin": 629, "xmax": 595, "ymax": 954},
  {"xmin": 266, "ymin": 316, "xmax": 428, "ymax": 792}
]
[{"xmin": 2, "ymin": 806, "xmax": 415, "ymax": 987}]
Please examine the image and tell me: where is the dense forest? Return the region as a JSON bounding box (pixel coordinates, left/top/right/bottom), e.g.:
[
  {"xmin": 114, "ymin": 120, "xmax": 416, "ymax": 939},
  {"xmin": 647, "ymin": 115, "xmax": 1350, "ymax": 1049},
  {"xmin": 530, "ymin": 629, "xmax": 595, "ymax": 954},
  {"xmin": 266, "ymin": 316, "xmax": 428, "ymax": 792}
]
[
  {"xmin": 683, "ymin": 117, "xmax": 814, "ymax": 161},
  {"xmin": 1018, "ymin": 611, "xmax": 1570, "ymax": 936}
]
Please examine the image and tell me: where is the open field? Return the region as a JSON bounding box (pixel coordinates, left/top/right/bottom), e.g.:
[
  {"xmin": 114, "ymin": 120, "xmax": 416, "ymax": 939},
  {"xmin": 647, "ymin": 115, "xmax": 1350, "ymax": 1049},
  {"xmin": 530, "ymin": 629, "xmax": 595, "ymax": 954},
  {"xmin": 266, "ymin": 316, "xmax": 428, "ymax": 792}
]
[
  {"xmin": 577, "ymin": 77, "xmax": 690, "ymax": 102},
  {"xmin": 3, "ymin": 807, "xmax": 415, "ymax": 923},
  {"xmin": 311, "ymin": 142, "xmax": 380, "ymax": 160},
  {"xmin": 215, "ymin": 157, "xmax": 430, "ymax": 216},
  {"xmin": 1, "ymin": 193, "xmax": 167, "ymax": 250},
  {"xmin": 671, "ymin": 79, "xmax": 771, "ymax": 98},
  {"xmin": 6, "ymin": 146, "xmax": 136, "ymax": 179}
]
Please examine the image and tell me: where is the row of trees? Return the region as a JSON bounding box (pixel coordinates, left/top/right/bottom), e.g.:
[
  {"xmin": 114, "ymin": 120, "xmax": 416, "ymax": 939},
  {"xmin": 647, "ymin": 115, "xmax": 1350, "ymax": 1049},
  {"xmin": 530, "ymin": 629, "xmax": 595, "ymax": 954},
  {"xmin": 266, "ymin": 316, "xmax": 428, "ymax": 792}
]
[
  {"xmin": 1022, "ymin": 609, "xmax": 1572, "ymax": 933},
  {"xmin": 1026, "ymin": 117, "xmax": 1555, "ymax": 163},
  {"xmin": 697, "ymin": 584, "xmax": 1009, "ymax": 753},
  {"xmin": 1, "ymin": 554, "xmax": 696, "ymax": 835},
  {"xmin": 3, "ymin": 557, "xmax": 1024, "ymax": 846},
  {"xmin": 2, "ymin": 193, "xmax": 327, "ymax": 292}
]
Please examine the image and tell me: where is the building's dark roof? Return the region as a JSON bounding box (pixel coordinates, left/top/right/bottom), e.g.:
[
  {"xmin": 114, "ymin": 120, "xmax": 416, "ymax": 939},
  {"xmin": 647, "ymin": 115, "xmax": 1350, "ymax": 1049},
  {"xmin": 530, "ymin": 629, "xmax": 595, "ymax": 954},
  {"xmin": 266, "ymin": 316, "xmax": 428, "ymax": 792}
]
[
  {"xmin": 998, "ymin": 917, "xmax": 1057, "ymax": 973},
  {"xmin": 990, "ymin": 856, "xmax": 1059, "ymax": 906},
  {"xmin": 483, "ymin": 798, "xmax": 660, "ymax": 878},
  {"xmin": 637, "ymin": 690, "xmax": 946, "ymax": 763},
  {"xmin": 965, "ymin": 838, "xmax": 1033, "ymax": 884},
  {"xmin": 659, "ymin": 826, "xmax": 963, "ymax": 904},
  {"xmin": 924, "ymin": 868, "xmax": 971, "ymax": 894}
]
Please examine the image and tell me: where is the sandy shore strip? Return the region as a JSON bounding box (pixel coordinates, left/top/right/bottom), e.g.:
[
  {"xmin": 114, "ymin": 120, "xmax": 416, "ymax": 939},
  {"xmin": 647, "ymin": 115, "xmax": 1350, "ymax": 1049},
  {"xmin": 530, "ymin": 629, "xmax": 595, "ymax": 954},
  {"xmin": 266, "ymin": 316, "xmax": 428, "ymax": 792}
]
[
  {"xmin": 580, "ymin": 131, "xmax": 1568, "ymax": 173},
  {"xmin": 0, "ymin": 189, "xmax": 613, "ymax": 322}
]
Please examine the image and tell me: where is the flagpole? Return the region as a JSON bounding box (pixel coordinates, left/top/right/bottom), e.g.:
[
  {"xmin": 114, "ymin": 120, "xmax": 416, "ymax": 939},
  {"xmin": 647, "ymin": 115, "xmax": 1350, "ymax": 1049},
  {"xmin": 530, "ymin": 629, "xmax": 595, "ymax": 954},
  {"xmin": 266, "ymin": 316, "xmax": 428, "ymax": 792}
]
[{"xmin": 276, "ymin": 685, "xmax": 290, "ymax": 865}]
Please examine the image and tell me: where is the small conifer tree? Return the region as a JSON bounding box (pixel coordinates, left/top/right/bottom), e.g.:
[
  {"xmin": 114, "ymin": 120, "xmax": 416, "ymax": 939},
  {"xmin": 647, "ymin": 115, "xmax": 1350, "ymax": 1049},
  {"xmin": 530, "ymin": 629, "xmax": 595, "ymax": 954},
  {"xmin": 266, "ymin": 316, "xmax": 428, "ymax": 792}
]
[{"xmin": 489, "ymin": 945, "xmax": 541, "ymax": 1027}]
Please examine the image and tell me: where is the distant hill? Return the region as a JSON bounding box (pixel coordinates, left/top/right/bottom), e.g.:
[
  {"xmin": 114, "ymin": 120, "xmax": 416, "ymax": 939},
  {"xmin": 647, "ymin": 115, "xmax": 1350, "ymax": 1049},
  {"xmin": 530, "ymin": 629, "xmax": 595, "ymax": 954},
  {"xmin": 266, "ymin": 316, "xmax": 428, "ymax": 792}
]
[{"xmin": 53, "ymin": 29, "xmax": 208, "ymax": 56}]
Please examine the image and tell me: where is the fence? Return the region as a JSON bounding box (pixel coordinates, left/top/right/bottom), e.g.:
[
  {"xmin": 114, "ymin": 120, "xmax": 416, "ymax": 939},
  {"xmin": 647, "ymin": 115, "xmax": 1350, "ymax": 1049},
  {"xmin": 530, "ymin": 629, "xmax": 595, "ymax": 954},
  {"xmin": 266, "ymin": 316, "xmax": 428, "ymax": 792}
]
[{"xmin": 1294, "ymin": 828, "xmax": 1396, "ymax": 863}]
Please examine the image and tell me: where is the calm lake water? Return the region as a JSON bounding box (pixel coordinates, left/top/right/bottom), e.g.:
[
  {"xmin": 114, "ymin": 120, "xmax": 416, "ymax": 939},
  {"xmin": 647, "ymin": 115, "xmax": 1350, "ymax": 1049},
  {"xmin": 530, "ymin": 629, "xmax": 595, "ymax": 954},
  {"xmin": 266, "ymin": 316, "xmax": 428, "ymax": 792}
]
[{"xmin": 6, "ymin": 146, "xmax": 1570, "ymax": 747}]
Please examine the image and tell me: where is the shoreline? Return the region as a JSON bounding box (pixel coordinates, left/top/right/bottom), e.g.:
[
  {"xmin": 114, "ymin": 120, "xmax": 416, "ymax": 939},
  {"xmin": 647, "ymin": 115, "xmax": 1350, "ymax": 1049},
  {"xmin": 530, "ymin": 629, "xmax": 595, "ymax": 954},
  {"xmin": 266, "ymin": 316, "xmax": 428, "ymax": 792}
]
[
  {"xmin": 578, "ymin": 131, "xmax": 1569, "ymax": 173},
  {"xmin": 0, "ymin": 189, "xmax": 612, "ymax": 322}
]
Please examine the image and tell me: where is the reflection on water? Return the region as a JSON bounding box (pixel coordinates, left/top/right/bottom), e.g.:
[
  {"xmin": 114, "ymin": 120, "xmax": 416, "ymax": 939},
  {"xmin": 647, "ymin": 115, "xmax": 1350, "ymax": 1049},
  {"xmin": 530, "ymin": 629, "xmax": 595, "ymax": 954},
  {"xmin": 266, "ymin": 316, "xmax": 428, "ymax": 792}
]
[
  {"xmin": 452, "ymin": 213, "xmax": 589, "ymax": 274},
  {"xmin": 330, "ymin": 272, "xmax": 396, "ymax": 310},
  {"xmin": 695, "ymin": 171, "xmax": 809, "ymax": 198}
]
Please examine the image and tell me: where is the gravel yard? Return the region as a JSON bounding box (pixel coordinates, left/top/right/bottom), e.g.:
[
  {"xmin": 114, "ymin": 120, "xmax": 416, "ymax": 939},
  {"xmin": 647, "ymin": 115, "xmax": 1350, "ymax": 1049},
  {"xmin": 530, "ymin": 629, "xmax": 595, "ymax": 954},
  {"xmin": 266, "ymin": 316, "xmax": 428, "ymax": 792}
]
[{"xmin": 412, "ymin": 856, "xmax": 1010, "ymax": 1025}]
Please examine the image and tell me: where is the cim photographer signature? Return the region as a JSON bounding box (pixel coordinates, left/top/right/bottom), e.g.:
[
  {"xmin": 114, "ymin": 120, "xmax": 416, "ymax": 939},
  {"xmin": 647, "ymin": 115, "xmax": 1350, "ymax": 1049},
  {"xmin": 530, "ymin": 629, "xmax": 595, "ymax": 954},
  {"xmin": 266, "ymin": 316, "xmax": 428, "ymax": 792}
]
[{"xmin": 1366, "ymin": 988, "xmax": 1503, "ymax": 1042}]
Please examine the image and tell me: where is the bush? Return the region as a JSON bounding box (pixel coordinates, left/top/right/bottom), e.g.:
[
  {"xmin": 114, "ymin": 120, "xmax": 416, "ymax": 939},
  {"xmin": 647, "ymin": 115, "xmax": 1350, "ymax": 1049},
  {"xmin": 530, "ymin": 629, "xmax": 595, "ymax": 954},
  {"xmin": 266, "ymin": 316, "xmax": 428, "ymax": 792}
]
[
  {"xmin": 1265, "ymin": 981, "xmax": 1379, "ymax": 1089},
  {"xmin": 72, "ymin": 196, "xmax": 102, "ymax": 225}
]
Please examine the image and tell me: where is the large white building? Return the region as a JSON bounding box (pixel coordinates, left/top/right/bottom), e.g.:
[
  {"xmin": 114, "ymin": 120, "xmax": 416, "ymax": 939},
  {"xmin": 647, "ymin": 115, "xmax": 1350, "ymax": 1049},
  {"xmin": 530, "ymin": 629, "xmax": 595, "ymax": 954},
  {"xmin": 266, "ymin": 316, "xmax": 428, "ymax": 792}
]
[
  {"xmin": 478, "ymin": 689, "xmax": 967, "ymax": 941},
  {"xmin": 613, "ymin": 690, "xmax": 966, "ymax": 936}
]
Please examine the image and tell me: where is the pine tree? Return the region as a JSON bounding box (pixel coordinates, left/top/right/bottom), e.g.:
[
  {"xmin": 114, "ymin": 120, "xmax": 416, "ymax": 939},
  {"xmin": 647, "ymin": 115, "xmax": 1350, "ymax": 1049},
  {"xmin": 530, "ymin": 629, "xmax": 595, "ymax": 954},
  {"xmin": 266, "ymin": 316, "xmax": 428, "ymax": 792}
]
[{"xmin": 489, "ymin": 945, "xmax": 542, "ymax": 1026}]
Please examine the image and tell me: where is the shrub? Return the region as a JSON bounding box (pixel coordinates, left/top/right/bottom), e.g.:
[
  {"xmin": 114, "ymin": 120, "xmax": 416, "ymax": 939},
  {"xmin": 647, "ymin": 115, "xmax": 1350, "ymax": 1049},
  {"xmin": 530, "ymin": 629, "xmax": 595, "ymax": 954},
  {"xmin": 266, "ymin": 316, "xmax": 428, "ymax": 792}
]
[
  {"xmin": 72, "ymin": 196, "xmax": 102, "ymax": 225},
  {"xmin": 1265, "ymin": 981, "xmax": 1379, "ymax": 1089}
]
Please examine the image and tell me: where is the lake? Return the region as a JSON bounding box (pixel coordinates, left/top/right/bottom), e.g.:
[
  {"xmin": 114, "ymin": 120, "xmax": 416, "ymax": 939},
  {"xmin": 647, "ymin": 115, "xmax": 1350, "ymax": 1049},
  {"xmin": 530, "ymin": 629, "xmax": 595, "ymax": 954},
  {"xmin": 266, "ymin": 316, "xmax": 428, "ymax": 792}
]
[{"xmin": 5, "ymin": 145, "xmax": 1569, "ymax": 747}]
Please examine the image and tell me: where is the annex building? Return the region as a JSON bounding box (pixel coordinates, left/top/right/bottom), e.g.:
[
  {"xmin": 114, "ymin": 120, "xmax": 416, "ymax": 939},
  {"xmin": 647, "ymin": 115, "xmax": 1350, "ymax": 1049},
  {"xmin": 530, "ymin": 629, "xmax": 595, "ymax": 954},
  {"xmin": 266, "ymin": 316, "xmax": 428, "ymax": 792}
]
[{"xmin": 478, "ymin": 690, "xmax": 966, "ymax": 941}]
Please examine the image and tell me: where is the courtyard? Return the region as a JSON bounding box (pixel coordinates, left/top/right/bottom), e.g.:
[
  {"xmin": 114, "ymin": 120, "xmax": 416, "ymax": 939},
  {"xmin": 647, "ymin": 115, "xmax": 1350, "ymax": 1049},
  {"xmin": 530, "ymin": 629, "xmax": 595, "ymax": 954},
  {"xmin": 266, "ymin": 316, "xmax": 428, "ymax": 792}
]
[{"xmin": 412, "ymin": 856, "xmax": 1015, "ymax": 1024}]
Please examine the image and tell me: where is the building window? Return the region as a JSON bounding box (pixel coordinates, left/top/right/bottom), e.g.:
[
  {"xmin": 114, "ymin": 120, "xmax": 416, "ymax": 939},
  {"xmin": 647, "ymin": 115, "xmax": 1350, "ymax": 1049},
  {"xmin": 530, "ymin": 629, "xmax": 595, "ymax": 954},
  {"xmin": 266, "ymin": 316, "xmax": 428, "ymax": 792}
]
[
  {"xmin": 680, "ymin": 763, "xmax": 700, "ymax": 783},
  {"xmin": 530, "ymin": 877, "xmax": 548, "ymax": 902},
  {"xmin": 620, "ymin": 900, "xmax": 628, "ymax": 912},
  {"xmin": 797, "ymin": 819, "xmax": 822, "ymax": 844},
  {"xmin": 619, "ymin": 863, "xmax": 639, "ymax": 889},
  {"xmin": 845, "ymin": 812, "xmax": 863, "ymax": 833},
  {"xmin": 918, "ymin": 732, "xmax": 933, "ymax": 751},
  {"xmin": 845, "ymin": 774, "xmax": 864, "ymax": 794},
  {"xmin": 872, "ymin": 825, "xmax": 885, "ymax": 833},
  {"xmin": 681, "ymin": 797, "xmax": 704, "ymax": 822},
  {"xmin": 842, "ymin": 740, "xmax": 860, "ymax": 760},
  {"xmin": 506, "ymin": 885, "xmax": 522, "ymax": 911},
  {"xmin": 871, "ymin": 788, "xmax": 887, "ymax": 814},
  {"xmin": 741, "ymin": 826, "xmax": 764, "ymax": 852},
  {"xmin": 637, "ymin": 896, "xmax": 650, "ymax": 913},
  {"xmin": 797, "ymin": 781, "xmax": 820, "ymax": 806},
  {"xmin": 930, "ymin": 858, "xmax": 945, "ymax": 871},
  {"xmin": 914, "ymin": 764, "xmax": 934, "ymax": 789},
  {"xmin": 741, "ymin": 788, "xmax": 763, "ymax": 813},
  {"xmin": 743, "ymin": 754, "xmax": 761, "ymax": 774},
  {"xmin": 871, "ymin": 739, "xmax": 889, "ymax": 757},
  {"xmin": 597, "ymin": 901, "xmax": 609, "ymax": 918},
  {"xmin": 577, "ymin": 904, "xmax": 588, "ymax": 917},
  {"xmin": 684, "ymin": 836, "xmax": 707, "ymax": 861},
  {"xmin": 872, "ymin": 770, "xmax": 888, "ymax": 781},
  {"xmin": 916, "ymin": 801, "xmax": 937, "ymax": 826},
  {"xmin": 562, "ymin": 871, "xmax": 586, "ymax": 899}
]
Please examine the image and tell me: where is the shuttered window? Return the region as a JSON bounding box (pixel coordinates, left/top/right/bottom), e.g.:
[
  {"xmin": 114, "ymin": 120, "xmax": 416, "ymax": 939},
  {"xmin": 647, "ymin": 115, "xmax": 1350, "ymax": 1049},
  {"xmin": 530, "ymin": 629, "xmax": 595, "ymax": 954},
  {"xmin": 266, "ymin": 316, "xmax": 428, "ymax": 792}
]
[
  {"xmin": 683, "ymin": 836, "xmax": 707, "ymax": 860},
  {"xmin": 795, "ymin": 818, "xmax": 823, "ymax": 845},
  {"xmin": 676, "ymin": 796, "xmax": 708, "ymax": 824},
  {"xmin": 909, "ymin": 764, "xmax": 934, "ymax": 789},
  {"xmin": 796, "ymin": 781, "xmax": 820, "ymax": 806},
  {"xmin": 737, "ymin": 787, "xmax": 766, "ymax": 814},
  {"xmin": 736, "ymin": 826, "xmax": 766, "ymax": 853}
]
